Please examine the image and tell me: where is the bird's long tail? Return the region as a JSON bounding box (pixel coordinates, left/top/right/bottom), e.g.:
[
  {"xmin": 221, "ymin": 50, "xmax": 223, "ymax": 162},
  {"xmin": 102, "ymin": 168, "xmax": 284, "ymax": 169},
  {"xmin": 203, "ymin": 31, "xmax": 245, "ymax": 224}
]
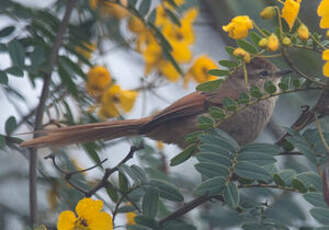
[{"xmin": 20, "ymin": 118, "xmax": 150, "ymax": 148}]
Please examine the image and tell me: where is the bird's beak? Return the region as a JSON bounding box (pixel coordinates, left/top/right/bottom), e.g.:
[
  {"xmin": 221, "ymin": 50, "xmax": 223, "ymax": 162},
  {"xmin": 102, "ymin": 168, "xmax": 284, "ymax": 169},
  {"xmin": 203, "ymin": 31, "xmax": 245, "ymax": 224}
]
[{"xmin": 275, "ymin": 69, "xmax": 292, "ymax": 76}]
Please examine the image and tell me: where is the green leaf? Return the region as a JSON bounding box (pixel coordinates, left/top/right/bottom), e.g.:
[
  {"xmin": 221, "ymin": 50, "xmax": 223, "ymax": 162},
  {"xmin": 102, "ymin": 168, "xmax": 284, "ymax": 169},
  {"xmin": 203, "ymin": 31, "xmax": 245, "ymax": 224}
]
[
  {"xmin": 196, "ymin": 153, "xmax": 232, "ymax": 167},
  {"xmin": 196, "ymin": 79, "xmax": 223, "ymax": 92},
  {"xmin": 195, "ymin": 176, "xmax": 225, "ymax": 195},
  {"xmin": 142, "ymin": 188, "xmax": 159, "ymax": 218},
  {"xmin": 82, "ymin": 143, "xmax": 102, "ymax": 168},
  {"xmin": 165, "ymin": 8, "xmax": 181, "ymax": 26},
  {"xmin": 273, "ymin": 174, "xmax": 285, "ymax": 186},
  {"xmin": 208, "ymin": 69, "xmax": 229, "ymax": 76},
  {"xmin": 208, "ymin": 106, "xmax": 226, "ymax": 120},
  {"xmin": 218, "ymin": 60, "xmax": 238, "ymax": 68},
  {"xmin": 147, "ymin": 9, "xmax": 157, "ymax": 24},
  {"xmin": 222, "ymin": 97, "xmax": 237, "ymax": 111},
  {"xmin": 195, "ymin": 162, "xmax": 229, "ymax": 178},
  {"xmin": 241, "ymin": 143, "xmax": 281, "ymax": 155},
  {"xmin": 198, "ymin": 116, "xmax": 214, "ymax": 129},
  {"xmin": 162, "ymin": 220, "xmax": 196, "ymax": 230},
  {"xmin": 105, "ymin": 183, "xmax": 119, "ymax": 202},
  {"xmin": 277, "ymin": 169, "xmax": 296, "ymax": 186},
  {"xmin": 249, "ymin": 86, "xmax": 263, "ymax": 98},
  {"xmin": 235, "ymin": 161, "xmax": 271, "ymax": 182},
  {"xmin": 304, "ymin": 192, "xmax": 328, "ymax": 208},
  {"xmin": 117, "ymin": 205, "xmax": 136, "ymax": 213},
  {"xmin": 225, "ymin": 46, "xmax": 235, "ymax": 56},
  {"xmin": 278, "ymin": 81, "xmax": 289, "ymax": 91},
  {"xmin": 224, "ymin": 182, "xmax": 240, "ymax": 208},
  {"xmin": 0, "ymin": 26, "xmax": 15, "ymax": 37},
  {"xmin": 297, "ymin": 172, "xmax": 322, "ymax": 191},
  {"xmin": 8, "ymin": 39, "xmax": 25, "ymax": 68},
  {"xmin": 139, "ymin": 0, "xmax": 151, "ymax": 16},
  {"xmin": 0, "ymin": 71, "xmax": 8, "ymax": 85},
  {"xmin": 286, "ymin": 135, "xmax": 317, "ymax": 165},
  {"xmin": 128, "ymin": 0, "xmax": 138, "ymax": 7},
  {"xmin": 59, "ymin": 56, "xmax": 85, "ymax": 78},
  {"xmin": 30, "ymin": 46, "xmax": 46, "ymax": 70},
  {"xmin": 127, "ymin": 225, "xmax": 150, "ymax": 230},
  {"xmin": 5, "ymin": 116, "xmax": 17, "ymax": 135},
  {"xmin": 58, "ymin": 63, "xmax": 79, "ymax": 97},
  {"xmin": 184, "ymin": 131, "xmax": 203, "ymax": 143},
  {"xmin": 237, "ymin": 151, "xmax": 276, "ymax": 166},
  {"xmin": 0, "ymin": 135, "xmax": 5, "ymax": 149},
  {"xmin": 292, "ymin": 78, "xmax": 301, "ymax": 88},
  {"xmin": 236, "ymin": 40, "xmax": 258, "ymax": 54},
  {"xmin": 119, "ymin": 171, "xmax": 129, "ymax": 192},
  {"xmin": 149, "ymin": 179, "xmax": 184, "ymax": 202},
  {"xmin": 134, "ymin": 215, "xmax": 158, "ymax": 229},
  {"xmin": 238, "ymin": 92, "xmax": 250, "ymax": 104},
  {"xmin": 264, "ymin": 80, "xmax": 277, "ymax": 94},
  {"xmin": 6, "ymin": 66, "xmax": 23, "ymax": 77},
  {"xmin": 170, "ymin": 144, "xmax": 196, "ymax": 166},
  {"xmin": 311, "ymin": 208, "xmax": 329, "ymax": 225},
  {"xmin": 291, "ymin": 179, "xmax": 307, "ymax": 193},
  {"xmin": 249, "ymin": 31, "xmax": 262, "ymax": 45},
  {"xmin": 130, "ymin": 165, "xmax": 147, "ymax": 183}
]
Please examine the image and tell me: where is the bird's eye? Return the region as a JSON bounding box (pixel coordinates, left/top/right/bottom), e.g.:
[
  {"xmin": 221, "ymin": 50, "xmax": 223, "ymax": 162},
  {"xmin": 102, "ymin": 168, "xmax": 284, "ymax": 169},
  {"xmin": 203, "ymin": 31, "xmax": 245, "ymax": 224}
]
[{"xmin": 259, "ymin": 70, "xmax": 269, "ymax": 77}]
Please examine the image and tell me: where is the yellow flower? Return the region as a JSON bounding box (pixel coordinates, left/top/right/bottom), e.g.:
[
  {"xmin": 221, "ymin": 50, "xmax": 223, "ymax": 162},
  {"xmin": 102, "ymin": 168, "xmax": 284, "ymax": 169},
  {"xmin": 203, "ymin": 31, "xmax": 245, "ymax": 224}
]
[
  {"xmin": 159, "ymin": 60, "xmax": 180, "ymax": 82},
  {"xmin": 222, "ymin": 15, "xmax": 253, "ymax": 40},
  {"xmin": 297, "ymin": 24, "xmax": 309, "ymax": 41},
  {"xmin": 157, "ymin": 141, "xmax": 164, "ymax": 150},
  {"xmin": 57, "ymin": 198, "xmax": 113, "ymax": 230},
  {"xmin": 155, "ymin": 5, "xmax": 171, "ymax": 27},
  {"xmin": 86, "ymin": 66, "xmax": 112, "ymax": 97},
  {"xmin": 282, "ymin": 36, "xmax": 292, "ymax": 46},
  {"xmin": 89, "ymin": 0, "xmax": 128, "ymax": 19},
  {"xmin": 126, "ymin": 212, "xmax": 136, "ymax": 225},
  {"xmin": 258, "ymin": 38, "xmax": 268, "ymax": 48},
  {"xmin": 128, "ymin": 16, "xmax": 146, "ymax": 34},
  {"xmin": 267, "ymin": 33, "xmax": 279, "ymax": 51},
  {"xmin": 322, "ymin": 49, "xmax": 329, "ymax": 77},
  {"xmin": 99, "ymin": 85, "xmax": 138, "ymax": 118},
  {"xmin": 260, "ymin": 6, "xmax": 276, "ymax": 19},
  {"xmin": 75, "ymin": 42, "xmax": 96, "ymax": 60},
  {"xmin": 143, "ymin": 39, "xmax": 163, "ymax": 75},
  {"xmin": 184, "ymin": 55, "xmax": 218, "ymax": 87},
  {"xmin": 281, "ymin": 0, "xmax": 301, "ymax": 31},
  {"xmin": 317, "ymin": 0, "xmax": 329, "ymax": 28},
  {"xmin": 233, "ymin": 48, "xmax": 251, "ymax": 63}
]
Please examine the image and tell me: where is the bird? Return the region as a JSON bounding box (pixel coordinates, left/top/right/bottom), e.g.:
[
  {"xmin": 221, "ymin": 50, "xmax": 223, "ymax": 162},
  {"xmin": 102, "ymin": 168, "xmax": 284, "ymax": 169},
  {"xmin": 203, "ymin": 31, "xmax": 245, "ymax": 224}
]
[{"xmin": 21, "ymin": 57, "xmax": 291, "ymax": 149}]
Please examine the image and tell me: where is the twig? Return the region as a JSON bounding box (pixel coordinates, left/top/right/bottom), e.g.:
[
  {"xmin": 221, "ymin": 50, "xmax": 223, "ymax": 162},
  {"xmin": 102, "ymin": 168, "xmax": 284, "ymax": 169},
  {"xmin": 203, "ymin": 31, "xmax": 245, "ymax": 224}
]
[
  {"xmin": 28, "ymin": 0, "xmax": 77, "ymax": 227},
  {"xmin": 159, "ymin": 194, "xmax": 223, "ymax": 225},
  {"xmin": 86, "ymin": 144, "xmax": 143, "ymax": 197}
]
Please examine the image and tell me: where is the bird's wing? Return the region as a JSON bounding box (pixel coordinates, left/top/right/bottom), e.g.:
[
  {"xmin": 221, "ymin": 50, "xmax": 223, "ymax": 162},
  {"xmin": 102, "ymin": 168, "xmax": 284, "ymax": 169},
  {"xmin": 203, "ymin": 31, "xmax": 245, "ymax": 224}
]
[{"xmin": 140, "ymin": 87, "xmax": 239, "ymax": 133}]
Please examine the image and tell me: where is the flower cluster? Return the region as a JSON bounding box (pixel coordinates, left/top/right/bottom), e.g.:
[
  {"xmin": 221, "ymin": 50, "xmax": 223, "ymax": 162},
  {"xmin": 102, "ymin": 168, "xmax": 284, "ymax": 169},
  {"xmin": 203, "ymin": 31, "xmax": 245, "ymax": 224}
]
[
  {"xmin": 57, "ymin": 198, "xmax": 113, "ymax": 230},
  {"xmin": 318, "ymin": 0, "xmax": 329, "ymax": 77},
  {"xmin": 86, "ymin": 66, "xmax": 138, "ymax": 119}
]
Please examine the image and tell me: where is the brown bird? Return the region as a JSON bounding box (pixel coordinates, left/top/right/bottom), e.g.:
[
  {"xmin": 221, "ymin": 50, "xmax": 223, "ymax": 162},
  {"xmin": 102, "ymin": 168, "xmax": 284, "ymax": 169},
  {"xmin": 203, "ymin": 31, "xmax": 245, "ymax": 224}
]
[{"xmin": 21, "ymin": 58, "xmax": 290, "ymax": 149}]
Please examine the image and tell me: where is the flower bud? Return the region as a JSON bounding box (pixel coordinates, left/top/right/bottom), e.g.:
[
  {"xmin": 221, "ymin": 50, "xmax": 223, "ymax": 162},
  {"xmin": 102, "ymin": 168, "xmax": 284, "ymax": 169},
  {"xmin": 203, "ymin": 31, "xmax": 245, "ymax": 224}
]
[
  {"xmin": 260, "ymin": 7, "xmax": 276, "ymax": 19},
  {"xmin": 258, "ymin": 38, "xmax": 268, "ymax": 48},
  {"xmin": 326, "ymin": 30, "xmax": 329, "ymax": 39},
  {"xmin": 297, "ymin": 24, "xmax": 309, "ymax": 41},
  {"xmin": 267, "ymin": 33, "xmax": 279, "ymax": 51},
  {"xmin": 233, "ymin": 47, "xmax": 251, "ymax": 63},
  {"xmin": 282, "ymin": 36, "xmax": 292, "ymax": 46}
]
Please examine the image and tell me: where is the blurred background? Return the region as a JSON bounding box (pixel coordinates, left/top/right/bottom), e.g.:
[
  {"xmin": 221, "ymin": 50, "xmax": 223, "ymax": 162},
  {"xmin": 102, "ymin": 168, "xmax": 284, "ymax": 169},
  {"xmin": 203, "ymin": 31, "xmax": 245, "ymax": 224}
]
[{"xmin": 0, "ymin": 0, "xmax": 327, "ymax": 229}]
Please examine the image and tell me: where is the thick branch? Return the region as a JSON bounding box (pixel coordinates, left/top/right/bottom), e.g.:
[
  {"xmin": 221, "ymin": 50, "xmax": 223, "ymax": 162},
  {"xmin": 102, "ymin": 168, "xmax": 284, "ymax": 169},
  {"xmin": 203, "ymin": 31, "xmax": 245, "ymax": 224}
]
[{"xmin": 28, "ymin": 0, "xmax": 77, "ymax": 227}]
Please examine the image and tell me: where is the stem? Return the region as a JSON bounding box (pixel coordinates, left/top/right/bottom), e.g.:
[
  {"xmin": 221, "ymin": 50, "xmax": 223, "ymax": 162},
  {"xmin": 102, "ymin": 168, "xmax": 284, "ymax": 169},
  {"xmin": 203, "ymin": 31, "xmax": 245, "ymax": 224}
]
[{"xmin": 28, "ymin": 0, "xmax": 77, "ymax": 227}]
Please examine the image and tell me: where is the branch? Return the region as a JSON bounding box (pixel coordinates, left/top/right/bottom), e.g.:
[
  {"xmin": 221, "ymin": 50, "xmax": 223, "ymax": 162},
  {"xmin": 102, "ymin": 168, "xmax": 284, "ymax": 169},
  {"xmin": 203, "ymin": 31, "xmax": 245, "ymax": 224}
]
[
  {"xmin": 28, "ymin": 0, "xmax": 77, "ymax": 227},
  {"xmin": 86, "ymin": 144, "xmax": 143, "ymax": 197},
  {"xmin": 159, "ymin": 194, "xmax": 223, "ymax": 225}
]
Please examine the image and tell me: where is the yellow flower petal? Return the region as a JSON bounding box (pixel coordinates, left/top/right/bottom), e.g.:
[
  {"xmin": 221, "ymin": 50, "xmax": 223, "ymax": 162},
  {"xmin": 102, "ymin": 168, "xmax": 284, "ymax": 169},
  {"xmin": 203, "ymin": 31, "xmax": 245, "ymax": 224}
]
[
  {"xmin": 86, "ymin": 66, "xmax": 112, "ymax": 97},
  {"xmin": 126, "ymin": 212, "xmax": 137, "ymax": 225},
  {"xmin": 57, "ymin": 211, "xmax": 76, "ymax": 230},
  {"xmin": 233, "ymin": 48, "xmax": 251, "ymax": 63},
  {"xmin": 118, "ymin": 90, "xmax": 138, "ymax": 112},
  {"xmin": 317, "ymin": 0, "xmax": 329, "ymax": 16},
  {"xmin": 222, "ymin": 15, "xmax": 253, "ymax": 40},
  {"xmin": 267, "ymin": 33, "xmax": 279, "ymax": 51},
  {"xmin": 88, "ymin": 211, "xmax": 113, "ymax": 230},
  {"xmin": 320, "ymin": 16, "xmax": 329, "ymax": 29},
  {"xmin": 323, "ymin": 61, "xmax": 329, "ymax": 77},
  {"xmin": 159, "ymin": 60, "xmax": 180, "ymax": 82},
  {"xmin": 322, "ymin": 49, "xmax": 329, "ymax": 61},
  {"xmin": 76, "ymin": 198, "xmax": 103, "ymax": 219},
  {"xmin": 297, "ymin": 24, "xmax": 309, "ymax": 41},
  {"xmin": 281, "ymin": 0, "xmax": 301, "ymax": 30}
]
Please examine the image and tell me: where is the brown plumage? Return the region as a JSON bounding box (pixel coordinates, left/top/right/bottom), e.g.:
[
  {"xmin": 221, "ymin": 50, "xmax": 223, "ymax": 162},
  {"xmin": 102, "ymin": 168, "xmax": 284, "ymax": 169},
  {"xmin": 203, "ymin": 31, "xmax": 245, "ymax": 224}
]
[{"xmin": 21, "ymin": 58, "xmax": 286, "ymax": 149}]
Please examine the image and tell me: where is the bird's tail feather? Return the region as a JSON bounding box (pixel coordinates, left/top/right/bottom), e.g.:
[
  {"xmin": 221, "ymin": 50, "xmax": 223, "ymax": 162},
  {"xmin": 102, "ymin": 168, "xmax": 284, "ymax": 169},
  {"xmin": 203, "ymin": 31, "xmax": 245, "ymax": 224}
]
[{"xmin": 20, "ymin": 118, "xmax": 150, "ymax": 148}]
